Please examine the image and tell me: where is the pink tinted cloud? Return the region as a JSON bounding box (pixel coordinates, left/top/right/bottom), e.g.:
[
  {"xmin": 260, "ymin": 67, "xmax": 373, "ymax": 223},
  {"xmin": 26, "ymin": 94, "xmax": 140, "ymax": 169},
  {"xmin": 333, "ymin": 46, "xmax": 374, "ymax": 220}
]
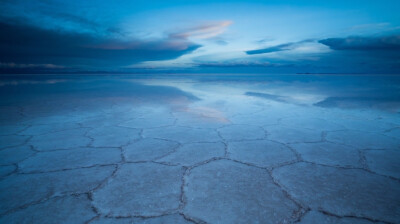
[{"xmin": 169, "ymin": 21, "xmax": 233, "ymax": 39}]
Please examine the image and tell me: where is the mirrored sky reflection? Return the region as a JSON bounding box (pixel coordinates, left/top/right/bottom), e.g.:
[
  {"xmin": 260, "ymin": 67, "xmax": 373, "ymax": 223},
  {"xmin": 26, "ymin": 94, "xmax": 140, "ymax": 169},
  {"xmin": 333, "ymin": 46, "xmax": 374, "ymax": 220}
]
[
  {"xmin": 1, "ymin": 74, "xmax": 399, "ymax": 113},
  {"xmin": 0, "ymin": 0, "xmax": 400, "ymax": 74}
]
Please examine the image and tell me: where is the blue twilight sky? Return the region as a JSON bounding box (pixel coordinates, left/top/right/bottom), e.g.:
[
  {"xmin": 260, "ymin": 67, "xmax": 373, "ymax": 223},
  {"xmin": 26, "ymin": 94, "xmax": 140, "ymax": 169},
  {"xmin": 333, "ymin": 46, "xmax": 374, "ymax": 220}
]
[{"xmin": 0, "ymin": 0, "xmax": 399, "ymax": 74}]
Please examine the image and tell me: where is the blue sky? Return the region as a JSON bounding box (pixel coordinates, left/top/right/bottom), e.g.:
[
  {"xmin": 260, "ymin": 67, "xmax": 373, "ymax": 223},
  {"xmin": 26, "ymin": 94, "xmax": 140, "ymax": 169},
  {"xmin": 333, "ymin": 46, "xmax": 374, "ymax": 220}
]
[{"xmin": 0, "ymin": 0, "xmax": 399, "ymax": 73}]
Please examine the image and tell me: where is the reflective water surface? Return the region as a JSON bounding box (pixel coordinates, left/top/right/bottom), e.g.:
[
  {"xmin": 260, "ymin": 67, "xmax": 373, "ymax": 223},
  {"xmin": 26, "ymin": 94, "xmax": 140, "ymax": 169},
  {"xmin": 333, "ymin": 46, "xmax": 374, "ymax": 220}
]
[{"xmin": 0, "ymin": 74, "xmax": 399, "ymax": 223}]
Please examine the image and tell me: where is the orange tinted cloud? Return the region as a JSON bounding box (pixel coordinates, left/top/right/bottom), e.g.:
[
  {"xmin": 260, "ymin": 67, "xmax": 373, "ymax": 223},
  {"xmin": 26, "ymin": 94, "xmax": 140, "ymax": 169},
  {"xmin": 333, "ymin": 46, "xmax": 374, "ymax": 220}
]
[{"xmin": 170, "ymin": 21, "xmax": 233, "ymax": 39}]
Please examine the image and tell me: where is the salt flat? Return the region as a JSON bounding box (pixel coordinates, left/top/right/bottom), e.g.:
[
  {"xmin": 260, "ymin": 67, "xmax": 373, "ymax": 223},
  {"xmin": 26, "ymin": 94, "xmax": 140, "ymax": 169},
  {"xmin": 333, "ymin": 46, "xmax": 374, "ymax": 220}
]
[{"xmin": 0, "ymin": 74, "xmax": 399, "ymax": 224}]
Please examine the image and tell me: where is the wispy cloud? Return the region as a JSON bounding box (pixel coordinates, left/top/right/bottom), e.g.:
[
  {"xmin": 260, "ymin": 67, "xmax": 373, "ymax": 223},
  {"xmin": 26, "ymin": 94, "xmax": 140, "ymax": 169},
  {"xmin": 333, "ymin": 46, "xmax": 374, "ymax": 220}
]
[
  {"xmin": 245, "ymin": 39, "xmax": 315, "ymax": 55},
  {"xmin": 350, "ymin": 23, "xmax": 391, "ymax": 31},
  {"xmin": 254, "ymin": 37, "xmax": 275, "ymax": 45},
  {"xmin": 169, "ymin": 21, "xmax": 232, "ymax": 40}
]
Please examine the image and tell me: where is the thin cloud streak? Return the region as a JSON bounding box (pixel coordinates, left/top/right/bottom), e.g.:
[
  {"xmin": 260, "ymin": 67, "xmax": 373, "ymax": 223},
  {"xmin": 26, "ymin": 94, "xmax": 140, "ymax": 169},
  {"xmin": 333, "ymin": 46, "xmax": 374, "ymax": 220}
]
[{"xmin": 245, "ymin": 39, "xmax": 315, "ymax": 55}]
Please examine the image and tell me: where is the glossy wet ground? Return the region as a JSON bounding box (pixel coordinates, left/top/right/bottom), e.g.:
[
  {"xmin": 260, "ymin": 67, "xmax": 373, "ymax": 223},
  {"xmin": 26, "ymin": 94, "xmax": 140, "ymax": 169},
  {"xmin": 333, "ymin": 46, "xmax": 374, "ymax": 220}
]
[{"xmin": 0, "ymin": 74, "xmax": 399, "ymax": 224}]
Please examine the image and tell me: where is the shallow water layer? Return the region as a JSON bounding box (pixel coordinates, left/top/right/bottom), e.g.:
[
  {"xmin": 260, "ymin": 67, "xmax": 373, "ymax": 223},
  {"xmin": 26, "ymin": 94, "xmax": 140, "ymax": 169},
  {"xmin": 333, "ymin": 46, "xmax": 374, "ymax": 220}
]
[{"xmin": 0, "ymin": 74, "xmax": 399, "ymax": 223}]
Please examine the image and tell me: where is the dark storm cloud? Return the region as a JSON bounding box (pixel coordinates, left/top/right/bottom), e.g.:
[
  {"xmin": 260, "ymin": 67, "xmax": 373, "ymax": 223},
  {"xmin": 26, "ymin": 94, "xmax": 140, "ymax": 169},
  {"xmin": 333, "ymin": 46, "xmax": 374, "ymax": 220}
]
[
  {"xmin": 46, "ymin": 11, "xmax": 103, "ymax": 31},
  {"xmin": 242, "ymin": 35, "xmax": 400, "ymax": 74},
  {"xmin": 317, "ymin": 35, "xmax": 400, "ymax": 73},
  {"xmin": 245, "ymin": 39, "xmax": 314, "ymax": 55},
  {"xmin": 0, "ymin": 21, "xmax": 201, "ymax": 69},
  {"xmin": 40, "ymin": 10, "xmax": 126, "ymax": 36},
  {"xmin": 319, "ymin": 35, "xmax": 400, "ymax": 51}
]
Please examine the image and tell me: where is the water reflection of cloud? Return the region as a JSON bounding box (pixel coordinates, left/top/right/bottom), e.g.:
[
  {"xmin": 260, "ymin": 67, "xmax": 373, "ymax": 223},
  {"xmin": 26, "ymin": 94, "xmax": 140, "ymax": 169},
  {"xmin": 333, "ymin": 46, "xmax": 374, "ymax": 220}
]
[
  {"xmin": 183, "ymin": 106, "xmax": 230, "ymax": 123},
  {"xmin": 2, "ymin": 74, "xmax": 399, "ymax": 114},
  {"xmin": 0, "ymin": 77, "xmax": 201, "ymax": 113},
  {"xmin": 245, "ymin": 92, "xmax": 288, "ymax": 103},
  {"xmin": 315, "ymin": 96, "xmax": 400, "ymax": 111},
  {"xmin": 244, "ymin": 91, "xmax": 323, "ymax": 106}
]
